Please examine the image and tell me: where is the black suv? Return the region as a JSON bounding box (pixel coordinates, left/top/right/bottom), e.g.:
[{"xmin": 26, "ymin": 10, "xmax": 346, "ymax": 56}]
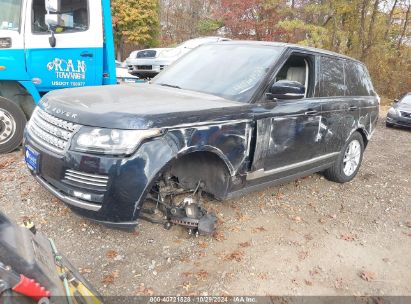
[{"xmin": 23, "ymin": 41, "xmax": 379, "ymax": 228}]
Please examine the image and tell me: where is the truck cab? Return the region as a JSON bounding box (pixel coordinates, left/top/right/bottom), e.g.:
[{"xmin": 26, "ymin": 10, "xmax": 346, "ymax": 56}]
[{"xmin": 0, "ymin": 0, "xmax": 116, "ymax": 153}]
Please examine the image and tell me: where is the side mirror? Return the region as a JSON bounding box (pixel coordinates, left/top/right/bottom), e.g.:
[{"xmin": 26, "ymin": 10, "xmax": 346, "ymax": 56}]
[
  {"xmin": 394, "ymin": 99, "xmax": 399, "ymax": 103},
  {"xmin": 45, "ymin": 0, "xmax": 60, "ymax": 13},
  {"xmin": 45, "ymin": 14, "xmax": 59, "ymax": 48},
  {"xmin": 268, "ymin": 80, "xmax": 305, "ymax": 100},
  {"xmin": 45, "ymin": 14, "xmax": 60, "ymax": 28}
]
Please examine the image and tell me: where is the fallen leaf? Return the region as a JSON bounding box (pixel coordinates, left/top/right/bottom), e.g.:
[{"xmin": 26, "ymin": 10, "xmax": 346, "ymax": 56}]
[
  {"xmin": 198, "ymin": 241, "xmax": 208, "ymax": 249},
  {"xmin": 360, "ymin": 271, "xmax": 377, "ymax": 282},
  {"xmin": 136, "ymin": 283, "xmax": 154, "ymax": 296},
  {"xmin": 197, "ymin": 251, "xmax": 207, "ymax": 258},
  {"xmin": 252, "ymin": 226, "xmax": 267, "ymax": 233},
  {"xmin": 309, "ymin": 266, "xmax": 322, "ymax": 276},
  {"xmin": 229, "ymin": 226, "xmax": 241, "ymax": 232},
  {"xmin": 182, "ymin": 281, "xmax": 192, "ymax": 291},
  {"xmin": 224, "ymin": 250, "xmax": 244, "ymax": 262},
  {"xmin": 195, "ymin": 270, "xmax": 209, "ymax": 281},
  {"xmin": 304, "ymin": 234, "xmax": 314, "ymax": 241},
  {"xmin": 239, "ymin": 241, "xmax": 251, "ymax": 248},
  {"xmin": 182, "ymin": 272, "xmax": 193, "ymax": 278},
  {"xmin": 274, "ymin": 192, "xmax": 285, "ymax": 199},
  {"xmin": 405, "ymin": 221, "xmax": 411, "ymax": 228},
  {"xmin": 213, "ymin": 231, "xmax": 226, "ymax": 241},
  {"xmin": 106, "ymin": 250, "xmax": 118, "ymax": 259},
  {"xmin": 102, "ymin": 271, "xmax": 119, "ymax": 285},
  {"xmin": 258, "ymin": 272, "xmax": 269, "ymax": 280},
  {"xmin": 236, "ymin": 212, "xmax": 251, "ymax": 222},
  {"xmin": 179, "ymin": 255, "xmax": 190, "ymax": 263},
  {"xmin": 298, "ymin": 251, "xmax": 309, "ymax": 261},
  {"xmin": 294, "ymin": 216, "xmax": 302, "ymax": 223},
  {"xmin": 0, "ymin": 157, "xmax": 15, "ymax": 169},
  {"xmin": 341, "ymin": 233, "xmax": 357, "ymax": 241},
  {"xmin": 79, "ymin": 267, "xmax": 92, "ymax": 274},
  {"xmin": 334, "ymin": 278, "xmax": 343, "ymax": 289},
  {"xmin": 304, "ymin": 280, "xmax": 313, "ymax": 286}
]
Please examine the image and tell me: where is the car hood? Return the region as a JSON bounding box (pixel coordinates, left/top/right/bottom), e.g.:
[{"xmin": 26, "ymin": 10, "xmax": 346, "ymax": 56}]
[
  {"xmin": 397, "ymin": 103, "xmax": 411, "ymax": 112},
  {"xmin": 39, "ymin": 84, "xmax": 252, "ymax": 129}
]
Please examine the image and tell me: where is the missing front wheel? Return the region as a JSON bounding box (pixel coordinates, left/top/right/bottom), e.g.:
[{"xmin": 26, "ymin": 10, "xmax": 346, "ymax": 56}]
[{"xmin": 141, "ymin": 178, "xmax": 217, "ymax": 236}]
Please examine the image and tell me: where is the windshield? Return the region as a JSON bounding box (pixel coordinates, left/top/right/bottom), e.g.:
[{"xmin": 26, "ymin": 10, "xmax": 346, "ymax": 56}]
[
  {"xmin": 401, "ymin": 95, "xmax": 411, "ymax": 105},
  {"xmin": 152, "ymin": 44, "xmax": 283, "ymax": 102},
  {"xmin": 0, "ymin": 0, "xmax": 22, "ymax": 31}
]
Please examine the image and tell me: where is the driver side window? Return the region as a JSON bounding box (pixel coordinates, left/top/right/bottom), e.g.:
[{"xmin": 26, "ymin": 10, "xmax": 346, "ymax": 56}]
[
  {"xmin": 32, "ymin": 0, "xmax": 89, "ymax": 34},
  {"xmin": 275, "ymin": 54, "xmax": 311, "ymax": 98},
  {"xmin": 264, "ymin": 53, "xmax": 315, "ymax": 102}
]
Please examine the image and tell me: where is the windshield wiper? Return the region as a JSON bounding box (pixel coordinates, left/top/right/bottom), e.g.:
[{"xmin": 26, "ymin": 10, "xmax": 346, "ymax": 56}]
[{"xmin": 158, "ymin": 83, "xmax": 182, "ymax": 89}]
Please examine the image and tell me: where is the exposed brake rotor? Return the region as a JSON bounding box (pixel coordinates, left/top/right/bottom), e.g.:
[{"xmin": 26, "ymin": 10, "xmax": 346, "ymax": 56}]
[{"xmin": 141, "ymin": 179, "xmax": 217, "ymax": 236}]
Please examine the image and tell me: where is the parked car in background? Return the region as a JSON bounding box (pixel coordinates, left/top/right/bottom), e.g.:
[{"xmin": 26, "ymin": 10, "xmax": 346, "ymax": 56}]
[
  {"xmin": 126, "ymin": 37, "xmax": 230, "ymax": 78},
  {"xmin": 23, "ymin": 41, "xmax": 379, "ymax": 228},
  {"xmin": 115, "ymin": 60, "xmax": 139, "ymax": 83},
  {"xmin": 386, "ymin": 93, "xmax": 411, "ymax": 128}
]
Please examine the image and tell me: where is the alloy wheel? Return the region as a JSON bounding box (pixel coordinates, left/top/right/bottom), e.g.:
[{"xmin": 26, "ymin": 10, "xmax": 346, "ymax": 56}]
[
  {"xmin": 0, "ymin": 109, "xmax": 16, "ymax": 145},
  {"xmin": 343, "ymin": 139, "xmax": 361, "ymax": 176}
]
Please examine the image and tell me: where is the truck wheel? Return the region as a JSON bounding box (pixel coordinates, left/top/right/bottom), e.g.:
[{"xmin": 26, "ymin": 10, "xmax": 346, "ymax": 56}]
[
  {"xmin": 0, "ymin": 97, "xmax": 27, "ymax": 154},
  {"xmin": 324, "ymin": 132, "xmax": 364, "ymax": 183}
]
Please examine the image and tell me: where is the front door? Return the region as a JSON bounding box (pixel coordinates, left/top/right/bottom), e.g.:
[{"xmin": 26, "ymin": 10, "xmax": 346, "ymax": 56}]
[
  {"xmin": 24, "ymin": 0, "xmax": 104, "ymax": 93},
  {"xmin": 249, "ymin": 52, "xmax": 332, "ymax": 182}
]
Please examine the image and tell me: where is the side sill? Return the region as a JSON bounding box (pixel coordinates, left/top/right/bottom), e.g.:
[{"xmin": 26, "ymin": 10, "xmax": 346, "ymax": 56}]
[{"xmin": 227, "ymin": 162, "xmax": 334, "ymax": 200}]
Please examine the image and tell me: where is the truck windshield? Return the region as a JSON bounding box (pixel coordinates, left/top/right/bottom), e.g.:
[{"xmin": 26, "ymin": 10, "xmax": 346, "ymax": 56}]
[
  {"xmin": 0, "ymin": 0, "xmax": 22, "ymax": 31},
  {"xmin": 152, "ymin": 44, "xmax": 284, "ymax": 102}
]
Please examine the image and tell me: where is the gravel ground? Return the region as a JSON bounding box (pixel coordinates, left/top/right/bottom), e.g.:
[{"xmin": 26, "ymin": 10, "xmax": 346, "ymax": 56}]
[{"xmin": 0, "ymin": 112, "xmax": 410, "ymax": 297}]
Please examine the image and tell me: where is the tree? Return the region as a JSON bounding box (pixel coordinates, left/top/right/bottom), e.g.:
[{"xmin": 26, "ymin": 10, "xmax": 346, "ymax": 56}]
[{"xmin": 112, "ymin": 0, "xmax": 160, "ymax": 60}]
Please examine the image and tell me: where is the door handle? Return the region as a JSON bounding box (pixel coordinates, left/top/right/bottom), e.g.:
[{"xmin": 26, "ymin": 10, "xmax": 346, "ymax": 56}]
[
  {"xmin": 305, "ymin": 110, "xmax": 319, "ymax": 116},
  {"xmin": 80, "ymin": 52, "xmax": 93, "ymax": 58},
  {"xmin": 349, "ymin": 106, "xmax": 358, "ymax": 111}
]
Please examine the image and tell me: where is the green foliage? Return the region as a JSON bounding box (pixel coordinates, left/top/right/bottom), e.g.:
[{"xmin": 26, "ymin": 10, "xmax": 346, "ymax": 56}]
[{"xmin": 197, "ymin": 18, "xmax": 223, "ymax": 36}]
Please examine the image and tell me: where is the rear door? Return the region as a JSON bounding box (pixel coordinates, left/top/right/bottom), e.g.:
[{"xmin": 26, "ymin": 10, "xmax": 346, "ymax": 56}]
[
  {"xmin": 24, "ymin": 0, "xmax": 104, "ymax": 93},
  {"xmin": 316, "ymin": 56, "xmax": 359, "ymax": 154},
  {"xmin": 345, "ymin": 61, "xmax": 379, "ymax": 135}
]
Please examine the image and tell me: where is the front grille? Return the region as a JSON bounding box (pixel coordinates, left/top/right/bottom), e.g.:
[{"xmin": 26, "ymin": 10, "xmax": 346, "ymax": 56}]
[
  {"xmin": 64, "ymin": 169, "xmax": 109, "ymax": 189},
  {"xmin": 136, "ymin": 50, "xmax": 156, "ymax": 58},
  {"xmin": 400, "ymin": 111, "xmax": 411, "ymax": 119},
  {"xmin": 28, "ymin": 108, "xmax": 79, "ymax": 153},
  {"xmin": 137, "ymin": 65, "xmax": 152, "ymax": 70}
]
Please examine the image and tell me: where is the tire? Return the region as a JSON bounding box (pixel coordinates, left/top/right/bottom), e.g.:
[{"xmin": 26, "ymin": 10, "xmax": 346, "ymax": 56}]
[
  {"xmin": 324, "ymin": 132, "xmax": 364, "ymax": 183},
  {"xmin": 386, "ymin": 122, "xmax": 393, "ymax": 128},
  {"xmin": 0, "ymin": 97, "xmax": 27, "ymax": 154}
]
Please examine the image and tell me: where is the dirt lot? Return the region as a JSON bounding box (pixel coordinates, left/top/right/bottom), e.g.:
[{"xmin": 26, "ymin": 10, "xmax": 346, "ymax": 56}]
[{"xmin": 0, "ymin": 112, "xmax": 410, "ymax": 297}]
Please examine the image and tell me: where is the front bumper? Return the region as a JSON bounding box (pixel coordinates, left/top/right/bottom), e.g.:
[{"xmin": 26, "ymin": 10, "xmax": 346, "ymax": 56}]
[
  {"xmin": 23, "ymin": 132, "xmax": 175, "ymax": 228},
  {"xmin": 386, "ymin": 114, "xmax": 411, "ymax": 128},
  {"xmin": 127, "ymin": 58, "xmax": 171, "ymax": 76}
]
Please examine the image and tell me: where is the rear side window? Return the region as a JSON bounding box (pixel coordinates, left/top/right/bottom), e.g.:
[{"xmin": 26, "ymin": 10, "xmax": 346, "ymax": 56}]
[
  {"xmin": 319, "ymin": 56, "xmax": 346, "ymax": 97},
  {"xmin": 345, "ymin": 61, "xmax": 374, "ymax": 96}
]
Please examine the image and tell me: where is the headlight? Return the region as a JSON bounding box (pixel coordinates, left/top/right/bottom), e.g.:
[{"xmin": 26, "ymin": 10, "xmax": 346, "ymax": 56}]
[
  {"xmin": 388, "ymin": 107, "xmax": 400, "ymax": 116},
  {"xmin": 71, "ymin": 127, "xmax": 162, "ymax": 155}
]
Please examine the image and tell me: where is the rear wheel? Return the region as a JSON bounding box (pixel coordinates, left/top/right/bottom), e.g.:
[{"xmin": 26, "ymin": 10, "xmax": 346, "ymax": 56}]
[
  {"xmin": 0, "ymin": 97, "xmax": 27, "ymax": 154},
  {"xmin": 324, "ymin": 132, "xmax": 364, "ymax": 183}
]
